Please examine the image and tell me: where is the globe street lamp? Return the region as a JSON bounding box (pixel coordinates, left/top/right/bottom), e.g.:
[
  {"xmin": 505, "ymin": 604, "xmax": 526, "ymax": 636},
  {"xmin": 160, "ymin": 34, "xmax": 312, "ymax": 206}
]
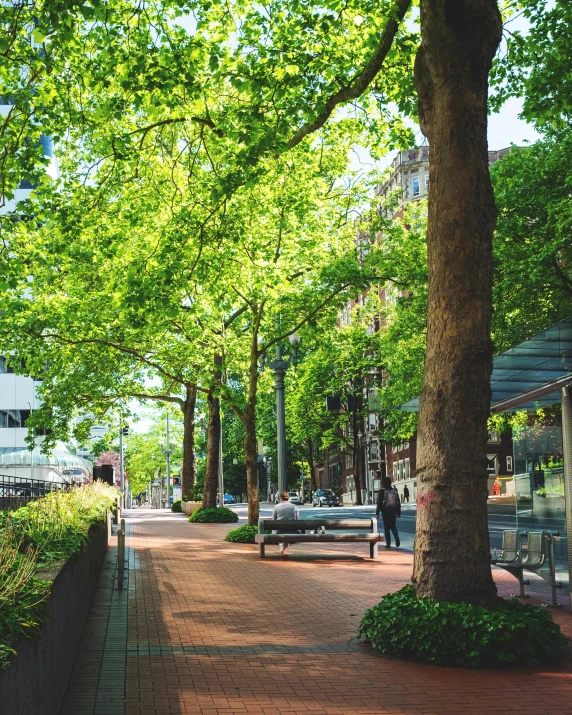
[{"xmin": 265, "ymin": 333, "xmax": 300, "ymax": 494}]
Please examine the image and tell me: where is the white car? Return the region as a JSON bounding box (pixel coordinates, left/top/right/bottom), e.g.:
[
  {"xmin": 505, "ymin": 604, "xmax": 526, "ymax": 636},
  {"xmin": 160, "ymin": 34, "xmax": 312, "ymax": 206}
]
[
  {"xmin": 288, "ymin": 491, "xmax": 304, "ymax": 505},
  {"xmin": 273, "ymin": 491, "xmax": 304, "ymax": 504}
]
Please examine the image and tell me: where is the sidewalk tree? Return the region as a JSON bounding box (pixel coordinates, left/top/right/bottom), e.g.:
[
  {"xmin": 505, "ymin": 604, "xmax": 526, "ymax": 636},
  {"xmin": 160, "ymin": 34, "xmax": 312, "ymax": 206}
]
[
  {"xmin": 6, "ymin": 0, "xmax": 568, "ymax": 604},
  {"xmin": 490, "ymin": 130, "xmax": 572, "ymax": 349}
]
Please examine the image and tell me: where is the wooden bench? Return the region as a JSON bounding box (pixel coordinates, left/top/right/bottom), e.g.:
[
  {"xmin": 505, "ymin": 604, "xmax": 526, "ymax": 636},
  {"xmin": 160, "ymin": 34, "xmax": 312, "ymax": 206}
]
[{"xmin": 255, "ymin": 518, "xmax": 383, "ymax": 559}]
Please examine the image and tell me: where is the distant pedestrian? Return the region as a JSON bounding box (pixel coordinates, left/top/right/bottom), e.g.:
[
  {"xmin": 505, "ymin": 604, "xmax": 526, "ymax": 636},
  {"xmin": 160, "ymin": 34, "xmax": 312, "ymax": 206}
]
[
  {"xmin": 403, "ymin": 485, "xmax": 410, "ymax": 503},
  {"xmin": 272, "ymin": 491, "xmax": 299, "ymax": 555},
  {"xmin": 376, "ymin": 476, "xmax": 401, "ymax": 549}
]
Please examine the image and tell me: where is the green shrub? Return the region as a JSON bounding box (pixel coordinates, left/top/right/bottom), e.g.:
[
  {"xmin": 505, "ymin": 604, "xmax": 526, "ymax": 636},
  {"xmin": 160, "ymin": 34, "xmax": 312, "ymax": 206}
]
[
  {"xmin": 188, "ymin": 507, "xmax": 238, "ymax": 523},
  {"xmin": 0, "ymin": 482, "xmax": 117, "ymax": 668},
  {"xmin": 358, "ymin": 584, "xmax": 567, "ymax": 668},
  {"xmin": 225, "ymin": 525, "xmax": 259, "ymax": 543},
  {"xmin": 171, "ymin": 499, "xmax": 182, "ymax": 513}
]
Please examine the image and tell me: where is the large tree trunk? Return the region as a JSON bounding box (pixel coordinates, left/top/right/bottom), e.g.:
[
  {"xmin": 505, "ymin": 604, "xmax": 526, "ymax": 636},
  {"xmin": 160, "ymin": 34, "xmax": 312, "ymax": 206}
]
[
  {"xmin": 412, "ymin": 0, "xmax": 502, "ymax": 605},
  {"xmin": 244, "ymin": 402, "xmax": 259, "ymax": 525},
  {"xmin": 351, "ymin": 409, "xmax": 363, "ymax": 506},
  {"xmin": 306, "ymin": 439, "xmax": 317, "ymax": 491},
  {"xmin": 181, "ymin": 384, "xmax": 197, "ymax": 501},
  {"xmin": 203, "ymin": 388, "xmax": 221, "ymax": 508},
  {"xmin": 244, "ymin": 343, "xmax": 260, "ymax": 526}
]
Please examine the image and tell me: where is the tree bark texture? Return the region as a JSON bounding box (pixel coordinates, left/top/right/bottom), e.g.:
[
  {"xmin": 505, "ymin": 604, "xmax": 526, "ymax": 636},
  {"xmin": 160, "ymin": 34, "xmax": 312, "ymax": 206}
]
[
  {"xmin": 203, "ymin": 389, "xmax": 221, "ymax": 508},
  {"xmin": 181, "ymin": 384, "xmax": 197, "ymax": 501},
  {"xmin": 244, "ymin": 345, "xmax": 260, "ymax": 526},
  {"xmin": 306, "ymin": 439, "xmax": 317, "ymax": 491},
  {"xmin": 412, "ymin": 0, "xmax": 502, "ymax": 604}
]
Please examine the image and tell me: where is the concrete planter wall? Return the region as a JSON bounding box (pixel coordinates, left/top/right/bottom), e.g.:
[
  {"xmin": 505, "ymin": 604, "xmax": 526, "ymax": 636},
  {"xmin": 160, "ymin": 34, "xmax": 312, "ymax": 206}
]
[
  {"xmin": 181, "ymin": 501, "xmax": 203, "ymax": 516},
  {"xmin": 0, "ymin": 516, "xmax": 110, "ymax": 715},
  {"xmin": 532, "ymin": 492, "xmax": 566, "ymax": 520}
]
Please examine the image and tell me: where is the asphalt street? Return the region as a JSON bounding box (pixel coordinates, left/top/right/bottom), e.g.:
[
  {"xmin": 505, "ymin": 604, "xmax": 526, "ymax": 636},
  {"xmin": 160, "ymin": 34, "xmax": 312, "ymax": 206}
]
[{"xmin": 231, "ymin": 501, "xmax": 566, "ymax": 556}]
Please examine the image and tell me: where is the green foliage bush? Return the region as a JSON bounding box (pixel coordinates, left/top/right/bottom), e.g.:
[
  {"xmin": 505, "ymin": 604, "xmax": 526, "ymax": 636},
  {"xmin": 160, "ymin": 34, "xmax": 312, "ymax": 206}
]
[
  {"xmin": 171, "ymin": 499, "xmax": 182, "ymax": 513},
  {"xmin": 358, "ymin": 585, "xmax": 567, "ymax": 668},
  {"xmin": 225, "ymin": 525, "xmax": 259, "ymax": 543},
  {"xmin": 188, "ymin": 507, "xmax": 238, "ymax": 523},
  {"xmin": 0, "ymin": 482, "xmax": 117, "ymax": 668}
]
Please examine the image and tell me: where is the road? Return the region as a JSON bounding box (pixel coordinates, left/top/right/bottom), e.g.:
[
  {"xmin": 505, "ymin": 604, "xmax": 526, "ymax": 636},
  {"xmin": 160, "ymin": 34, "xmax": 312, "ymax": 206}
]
[{"xmin": 231, "ymin": 501, "xmax": 566, "ymax": 555}]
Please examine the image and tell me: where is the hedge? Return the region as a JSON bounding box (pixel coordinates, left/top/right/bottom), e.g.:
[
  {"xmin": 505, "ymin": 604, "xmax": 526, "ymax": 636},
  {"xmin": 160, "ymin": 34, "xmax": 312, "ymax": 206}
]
[
  {"xmin": 0, "ymin": 482, "xmax": 117, "ymax": 669},
  {"xmin": 359, "ymin": 584, "xmax": 567, "ymax": 668}
]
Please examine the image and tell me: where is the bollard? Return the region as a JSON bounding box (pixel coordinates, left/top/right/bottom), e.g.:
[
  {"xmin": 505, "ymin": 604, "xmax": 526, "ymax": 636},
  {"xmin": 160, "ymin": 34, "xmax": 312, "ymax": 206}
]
[
  {"xmin": 115, "ymin": 495, "xmax": 121, "ymax": 525},
  {"xmin": 117, "ymin": 520, "xmax": 126, "ymax": 591}
]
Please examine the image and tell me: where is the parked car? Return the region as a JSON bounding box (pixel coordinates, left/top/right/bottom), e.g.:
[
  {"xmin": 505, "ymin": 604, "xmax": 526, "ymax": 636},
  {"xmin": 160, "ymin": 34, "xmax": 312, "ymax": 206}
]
[
  {"xmin": 223, "ymin": 493, "xmax": 235, "ymax": 504},
  {"xmin": 288, "ymin": 491, "xmax": 304, "ymax": 505},
  {"xmin": 312, "ymin": 489, "xmax": 340, "ymax": 507},
  {"xmin": 273, "ymin": 491, "xmax": 304, "ymax": 504}
]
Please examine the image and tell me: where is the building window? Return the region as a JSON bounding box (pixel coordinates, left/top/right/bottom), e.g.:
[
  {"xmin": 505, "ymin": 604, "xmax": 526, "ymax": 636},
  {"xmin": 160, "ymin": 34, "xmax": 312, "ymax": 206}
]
[
  {"xmin": 0, "ymin": 356, "xmax": 14, "ymax": 374},
  {"xmin": 425, "ymin": 175, "xmax": 429, "ymax": 193},
  {"xmin": 368, "ymin": 412, "xmax": 377, "ymax": 431},
  {"xmin": 369, "ymin": 442, "xmax": 378, "ymax": 461},
  {"xmin": 487, "ymin": 431, "xmax": 500, "ymax": 443},
  {"xmin": 404, "ymin": 458, "xmax": 410, "ymax": 479},
  {"xmin": 392, "ymin": 463, "xmax": 398, "ymax": 481},
  {"xmin": 412, "ymin": 176, "xmax": 420, "ymax": 196},
  {"xmin": 506, "ymin": 456, "xmax": 513, "ymax": 472},
  {"xmin": 398, "ymin": 460, "xmax": 404, "ymax": 480},
  {"xmin": 0, "ymin": 409, "xmax": 31, "ymax": 428},
  {"xmin": 487, "ymin": 456, "xmax": 497, "ymax": 475}
]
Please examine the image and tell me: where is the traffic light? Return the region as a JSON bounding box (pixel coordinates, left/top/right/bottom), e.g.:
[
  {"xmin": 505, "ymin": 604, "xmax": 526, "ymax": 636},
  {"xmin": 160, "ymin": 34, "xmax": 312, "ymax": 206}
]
[
  {"xmin": 173, "ymin": 477, "xmax": 180, "ymax": 486},
  {"xmin": 121, "ymin": 426, "xmax": 129, "ymax": 436}
]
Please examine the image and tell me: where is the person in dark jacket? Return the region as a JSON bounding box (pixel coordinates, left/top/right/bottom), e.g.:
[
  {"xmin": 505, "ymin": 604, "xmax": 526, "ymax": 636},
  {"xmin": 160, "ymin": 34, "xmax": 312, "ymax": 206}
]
[
  {"xmin": 403, "ymin": 485, "xmax": 410, "ymax": 503},
  {"xmin": 376, "ymin": 476, "xmax": 401, "ymax": 549}
]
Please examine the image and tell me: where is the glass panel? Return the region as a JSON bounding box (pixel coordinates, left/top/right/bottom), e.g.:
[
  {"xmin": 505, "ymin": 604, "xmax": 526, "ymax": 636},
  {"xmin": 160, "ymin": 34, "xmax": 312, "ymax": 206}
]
[{"xmin": 513, "ymin": 423, "xmax": 568, "ymax": 602}]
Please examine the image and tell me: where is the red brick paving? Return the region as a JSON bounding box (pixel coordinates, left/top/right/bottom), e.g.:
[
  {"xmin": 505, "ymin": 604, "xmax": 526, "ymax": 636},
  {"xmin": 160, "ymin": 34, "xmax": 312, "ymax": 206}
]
[{"xmin": 123, "ymin": 509, "xmax": 572, "ymax": 715}]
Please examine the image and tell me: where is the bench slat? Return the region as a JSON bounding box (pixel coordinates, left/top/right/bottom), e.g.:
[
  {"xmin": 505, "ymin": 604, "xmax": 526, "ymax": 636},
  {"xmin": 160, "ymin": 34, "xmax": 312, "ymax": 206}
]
[
  {"xmin": 261, "ymin": 519, "xmax": 373, "ymax": 531},
  {"xmin": 255, "ymin": 534, "xmax": 382, "ymax": 543}
]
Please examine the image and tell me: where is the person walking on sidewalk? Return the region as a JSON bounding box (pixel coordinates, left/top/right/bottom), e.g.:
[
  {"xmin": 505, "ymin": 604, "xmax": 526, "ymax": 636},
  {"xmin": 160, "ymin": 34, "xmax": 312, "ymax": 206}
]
[
  {"xmin": 273, "ymin": 491, "xmax": 299, "ymax": 554},
  {"xmin": 403, "ymin": 485, "xmax": 410, "ymax": 503},
  {"xmin": 376, "ymin": 476, "xmax": 401, "ymax": 549}
]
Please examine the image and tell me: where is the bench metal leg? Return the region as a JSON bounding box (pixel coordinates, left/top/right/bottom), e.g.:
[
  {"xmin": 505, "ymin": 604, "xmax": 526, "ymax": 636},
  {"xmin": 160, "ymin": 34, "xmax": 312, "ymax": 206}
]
[
  {"xmin": 259, "ymin": 542, "xmax": 265, "ymax": 558},
  {"xmin": 370, "ymin": 541, "xmax": 378, "ymax": 559},
  {"xmin": 518, "ymin": 568, "xmax": 527, "ymax": 597}
]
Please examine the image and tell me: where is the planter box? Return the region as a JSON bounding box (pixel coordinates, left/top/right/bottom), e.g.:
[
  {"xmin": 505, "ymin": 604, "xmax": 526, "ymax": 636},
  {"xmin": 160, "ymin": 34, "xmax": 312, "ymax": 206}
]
[
  {"xmin": 182, "ymin": 501, "xmax": 203, "ymax": 516},
  {"xmin": 0, "ymin": 516, "xmax": 110, "ymax": 715},
  {"xmin": 532, "ymin": 492, "xmax": 566, "ymax": 520}
]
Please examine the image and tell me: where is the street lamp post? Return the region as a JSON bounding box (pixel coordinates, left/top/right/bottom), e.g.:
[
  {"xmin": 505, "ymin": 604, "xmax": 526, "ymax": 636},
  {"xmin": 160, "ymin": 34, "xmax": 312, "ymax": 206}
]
[
  {"xmin": 267, "ymin": 334, "xmax": 300, "ymax": 494},
  {"xmin": 358, "ymin": 431, "xmax": 373, "ymax": 505},
  {"xmin": 160, "ymin": 412, "xmax": 172, "ymax": 509}
]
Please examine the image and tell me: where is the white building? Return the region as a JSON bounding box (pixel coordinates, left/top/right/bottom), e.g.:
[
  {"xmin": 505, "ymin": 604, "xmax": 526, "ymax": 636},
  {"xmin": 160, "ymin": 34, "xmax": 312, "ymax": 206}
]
[{"xmin": 0, "ymin": 87, "xmax": 91, "ymax": 485}]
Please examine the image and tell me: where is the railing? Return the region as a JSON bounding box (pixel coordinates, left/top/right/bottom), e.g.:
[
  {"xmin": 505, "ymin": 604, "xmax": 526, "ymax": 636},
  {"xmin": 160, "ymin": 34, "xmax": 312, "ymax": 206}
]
[{"xmin": 0, "ymin": 474, "xmax": 70, "ymax": 512}]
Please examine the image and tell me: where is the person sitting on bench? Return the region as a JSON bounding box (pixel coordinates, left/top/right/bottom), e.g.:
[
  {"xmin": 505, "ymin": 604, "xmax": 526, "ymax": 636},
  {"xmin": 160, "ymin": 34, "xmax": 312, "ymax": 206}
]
[{"xmin": 272, "ymin": 491, "xmax": 299, "ymax": 555}]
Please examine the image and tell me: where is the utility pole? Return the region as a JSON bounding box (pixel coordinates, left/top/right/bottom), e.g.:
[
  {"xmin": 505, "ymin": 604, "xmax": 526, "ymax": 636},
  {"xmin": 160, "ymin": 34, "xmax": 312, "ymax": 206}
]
[
  {"xmin": 166, "ymin": 411, "xmax": 171, "ymax": 509},
  {"xmin": 119, "ymin": 419, "xmax": 124, "ymax": 507}
]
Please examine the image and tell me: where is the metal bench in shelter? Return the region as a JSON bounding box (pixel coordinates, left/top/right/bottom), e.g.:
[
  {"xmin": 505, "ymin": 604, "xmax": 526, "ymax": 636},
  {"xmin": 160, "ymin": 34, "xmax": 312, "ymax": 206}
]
[{"xmin": 491, "ymin": 529, "xmax": 562, "ymax": 606}]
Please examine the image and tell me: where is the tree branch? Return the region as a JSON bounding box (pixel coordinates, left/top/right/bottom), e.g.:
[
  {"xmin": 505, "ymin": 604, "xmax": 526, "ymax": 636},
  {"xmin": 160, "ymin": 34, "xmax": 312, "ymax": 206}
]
[{"xmin": 286, "ymin": 0, "xmax": 412, "ymax": 151}]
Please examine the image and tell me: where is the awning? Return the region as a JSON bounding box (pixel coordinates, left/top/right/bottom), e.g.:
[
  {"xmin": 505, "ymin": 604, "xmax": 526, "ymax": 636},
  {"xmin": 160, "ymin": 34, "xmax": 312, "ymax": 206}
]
[{"xmin": 401, "ymin": 316, "xmax": 572, "ymax": 414}]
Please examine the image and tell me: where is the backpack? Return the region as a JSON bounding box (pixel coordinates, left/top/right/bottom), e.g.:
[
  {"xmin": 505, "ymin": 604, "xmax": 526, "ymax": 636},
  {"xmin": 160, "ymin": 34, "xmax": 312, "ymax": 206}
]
[{"xmin": 383, "ymin": 488, "xmax": 400, "ymax": 511}]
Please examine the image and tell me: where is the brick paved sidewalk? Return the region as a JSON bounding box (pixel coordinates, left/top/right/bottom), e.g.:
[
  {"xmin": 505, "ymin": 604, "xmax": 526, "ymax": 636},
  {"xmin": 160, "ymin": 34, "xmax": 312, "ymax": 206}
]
[{"xmin": 62, "ymin": 509, "xmax": 572, "ymax": 715}]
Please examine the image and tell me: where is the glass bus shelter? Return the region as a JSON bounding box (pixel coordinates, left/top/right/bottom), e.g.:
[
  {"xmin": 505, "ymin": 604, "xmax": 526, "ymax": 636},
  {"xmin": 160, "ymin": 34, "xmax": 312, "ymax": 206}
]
[{"xmin": 402, "ymin": 316, "xmax": 572, "ymax": 606}]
